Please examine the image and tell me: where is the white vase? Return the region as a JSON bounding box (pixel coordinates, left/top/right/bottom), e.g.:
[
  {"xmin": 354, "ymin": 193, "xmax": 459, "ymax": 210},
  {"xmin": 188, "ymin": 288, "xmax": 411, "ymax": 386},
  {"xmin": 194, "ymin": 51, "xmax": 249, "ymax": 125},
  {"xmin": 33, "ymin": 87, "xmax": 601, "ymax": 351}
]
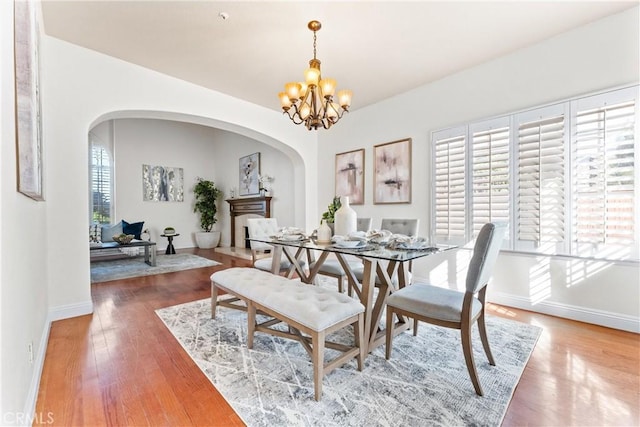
[
  {"xmin": 334, "ymin": 196, "xmax": 357, "ymax": 237},
  {"xmin": 317, "ymin": 219, "xmax": 332, "ymax": 243},
  {"xmin": 195, "ymin": 231, "xmax": 220, "ymax": 248}
]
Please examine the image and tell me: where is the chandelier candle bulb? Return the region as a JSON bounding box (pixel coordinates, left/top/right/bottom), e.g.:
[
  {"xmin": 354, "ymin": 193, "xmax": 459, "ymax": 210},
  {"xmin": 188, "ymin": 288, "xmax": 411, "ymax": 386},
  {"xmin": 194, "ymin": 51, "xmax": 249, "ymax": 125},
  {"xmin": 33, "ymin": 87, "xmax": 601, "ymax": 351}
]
[
  {"xmin": 279, "ymin": 92, "xmax": 292, "ymax": 108},
  {"xmin": 285, "ymin": 83, "xmax": 300, "ymax": 101},
  {"xmin": 305, "ymin": 66, "xmax": 320, "ymax": 86},
  {"xmin": 320, "ymin": 78, "xmax": 336, "ymax": 96},
  {"xmin": 338, "ymin": 90, "xmax": 353, "ymax": 108}
]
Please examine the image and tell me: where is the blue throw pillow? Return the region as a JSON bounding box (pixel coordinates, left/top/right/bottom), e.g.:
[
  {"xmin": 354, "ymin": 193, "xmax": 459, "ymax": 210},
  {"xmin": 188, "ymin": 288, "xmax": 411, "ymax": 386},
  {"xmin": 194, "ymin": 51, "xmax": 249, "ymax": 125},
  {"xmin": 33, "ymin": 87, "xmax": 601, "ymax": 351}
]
[
  {"xmin": 101, "ymin": 222, "xmax": 123, "ymax": 242},
  {"xmin": 122, "ymin": 220, "xmax": 144, "ymax": 240}
]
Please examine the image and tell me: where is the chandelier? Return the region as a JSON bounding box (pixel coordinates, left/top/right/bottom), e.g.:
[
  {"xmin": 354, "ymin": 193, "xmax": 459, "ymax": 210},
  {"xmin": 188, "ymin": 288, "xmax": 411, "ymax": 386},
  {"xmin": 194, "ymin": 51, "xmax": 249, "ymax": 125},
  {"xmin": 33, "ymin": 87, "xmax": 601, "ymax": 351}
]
[{"xmin": 278, "ymin": 20, "xmax": 352, "ymax": 130}]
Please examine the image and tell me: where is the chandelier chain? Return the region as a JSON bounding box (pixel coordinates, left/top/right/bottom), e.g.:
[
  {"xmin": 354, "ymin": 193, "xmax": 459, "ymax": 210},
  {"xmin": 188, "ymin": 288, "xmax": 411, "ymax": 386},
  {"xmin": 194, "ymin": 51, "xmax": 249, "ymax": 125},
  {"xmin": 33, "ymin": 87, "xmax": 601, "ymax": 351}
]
[{"xmin": 313, "ymin": 30, "xmax": 317, "ymax": 60}]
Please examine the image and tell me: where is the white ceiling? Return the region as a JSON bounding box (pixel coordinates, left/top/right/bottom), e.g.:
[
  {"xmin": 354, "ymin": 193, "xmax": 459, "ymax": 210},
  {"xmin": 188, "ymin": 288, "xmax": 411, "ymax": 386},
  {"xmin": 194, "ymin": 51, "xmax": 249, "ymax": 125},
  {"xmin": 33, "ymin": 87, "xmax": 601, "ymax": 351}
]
[{"xmin": 40, "ymin": 1, "xmax": 638, "ymax": 112}]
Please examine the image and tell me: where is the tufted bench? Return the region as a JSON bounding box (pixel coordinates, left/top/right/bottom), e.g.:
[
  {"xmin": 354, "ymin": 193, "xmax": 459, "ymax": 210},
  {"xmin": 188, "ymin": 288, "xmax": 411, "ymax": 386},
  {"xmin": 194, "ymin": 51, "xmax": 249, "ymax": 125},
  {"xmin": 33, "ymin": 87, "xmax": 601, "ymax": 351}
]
[{"xmin": 210, "ymin": 267, "xmax": 365, "ymax": 400}]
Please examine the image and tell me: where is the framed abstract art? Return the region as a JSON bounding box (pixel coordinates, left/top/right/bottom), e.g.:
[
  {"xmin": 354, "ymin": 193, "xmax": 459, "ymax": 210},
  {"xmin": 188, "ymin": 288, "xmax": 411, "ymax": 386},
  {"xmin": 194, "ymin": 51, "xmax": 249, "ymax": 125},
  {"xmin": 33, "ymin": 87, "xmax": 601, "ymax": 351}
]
[
  {"xmin": 335, "ymin": 149, "xmax": 364, "ymax": 205},
  {"xmin": 14, "ymin": 0, "xmax": 43, "ymax": 200},
  {"xmin": 142, "ymin": 165, "xmax": 184, "ymax": 202},
  {"xmin": 373, "ymin": 138, "xmax": 412, "ymax": 204},
  {"xmin": 239, "ymin": 152, "xmax": 260, "ymax": 196}
]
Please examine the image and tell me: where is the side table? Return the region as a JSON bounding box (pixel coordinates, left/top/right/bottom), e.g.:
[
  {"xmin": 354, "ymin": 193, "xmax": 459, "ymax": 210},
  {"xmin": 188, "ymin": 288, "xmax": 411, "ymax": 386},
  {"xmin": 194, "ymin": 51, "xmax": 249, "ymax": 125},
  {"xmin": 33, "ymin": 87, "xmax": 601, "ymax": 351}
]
[{"xmin": 161, "ymin": 233, "xmax": 180, "ymax": 255}]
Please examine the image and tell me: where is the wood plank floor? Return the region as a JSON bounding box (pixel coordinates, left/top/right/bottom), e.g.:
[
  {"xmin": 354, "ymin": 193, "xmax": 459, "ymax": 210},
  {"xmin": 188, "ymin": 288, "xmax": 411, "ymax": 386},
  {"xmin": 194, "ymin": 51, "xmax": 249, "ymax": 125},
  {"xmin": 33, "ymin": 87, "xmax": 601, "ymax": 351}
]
[{"xmin": 35, "ymin": 248, "xmax": 639, "ymax": 426}]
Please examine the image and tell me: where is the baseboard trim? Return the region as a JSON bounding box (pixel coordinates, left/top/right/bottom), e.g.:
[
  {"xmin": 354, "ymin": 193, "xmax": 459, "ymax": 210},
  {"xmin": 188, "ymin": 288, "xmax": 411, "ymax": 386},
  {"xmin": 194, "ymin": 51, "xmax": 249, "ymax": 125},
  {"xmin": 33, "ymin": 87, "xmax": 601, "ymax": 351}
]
[
  {"xmin": 489, "ymin": 292, "xmax": 639, "ymax": 333},
  {"xmin": 23, "ymin": 300, "xmax": 94, "ymax": 424},
  {"xmin": 48, "ymin": 300, "xmax": 94, "ymax": 322}
]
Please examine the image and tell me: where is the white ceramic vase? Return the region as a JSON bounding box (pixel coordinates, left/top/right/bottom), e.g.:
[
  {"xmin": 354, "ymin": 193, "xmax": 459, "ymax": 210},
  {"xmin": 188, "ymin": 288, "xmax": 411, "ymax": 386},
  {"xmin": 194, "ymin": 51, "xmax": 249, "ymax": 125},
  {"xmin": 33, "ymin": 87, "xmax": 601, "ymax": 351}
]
[
  {"xmin": 317, "ymin": 219, "xmax": 333, "ymax": 243},
  {"xmin": 195, "ymin": 231, "xmax": 220, "ymax": 248},
  {"xmin": 334, "ymin": 196, "xmax": 357, "ymax": 237}
]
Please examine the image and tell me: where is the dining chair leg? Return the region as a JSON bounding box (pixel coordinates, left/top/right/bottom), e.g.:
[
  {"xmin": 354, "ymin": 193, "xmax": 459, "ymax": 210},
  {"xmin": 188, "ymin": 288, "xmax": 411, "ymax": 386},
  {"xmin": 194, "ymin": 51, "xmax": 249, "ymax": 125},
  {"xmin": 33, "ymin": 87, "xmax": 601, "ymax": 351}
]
[
  {"xmin": 477, "ymin": 311, "xmax": 495, "ymax": 365},
  {"xmin": 385, "ymin": 306, "xmax": 394, "ymax": 360},
  {"xmin": 461, "ymin": 322, "xmax": 483, "ymax": 396},
  {"xmin": 354, "ymin": 314, "xmax": 365, "ymax": 371}
]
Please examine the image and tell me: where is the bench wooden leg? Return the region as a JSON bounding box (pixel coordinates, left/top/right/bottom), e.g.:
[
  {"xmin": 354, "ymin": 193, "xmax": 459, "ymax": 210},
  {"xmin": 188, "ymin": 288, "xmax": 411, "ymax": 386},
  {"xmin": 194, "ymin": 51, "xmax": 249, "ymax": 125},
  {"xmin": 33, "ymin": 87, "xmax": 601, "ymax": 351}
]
[
  {"xmin": 247, "ymin": 302, "xmax": 256, "ymax": 349},
  {"xmin": 211, "ymin": 282, "xmax": 218, "ymax": 319},
  {"xmin": 312, "ymin": 330, "xmax": 325, "ymax": 401}
]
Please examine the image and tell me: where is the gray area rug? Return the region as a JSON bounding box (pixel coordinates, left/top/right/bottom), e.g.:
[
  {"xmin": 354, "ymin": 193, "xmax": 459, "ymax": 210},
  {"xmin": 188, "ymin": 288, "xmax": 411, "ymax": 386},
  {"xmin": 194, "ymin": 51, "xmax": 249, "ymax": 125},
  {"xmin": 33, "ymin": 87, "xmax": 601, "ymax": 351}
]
[
  {"xmin": 91, "ymin": 254, "xmax": 220, "ymax": 282},
  {"xmin": 156, "ymin": 283, "xmax": 541, "ymax": 426}
]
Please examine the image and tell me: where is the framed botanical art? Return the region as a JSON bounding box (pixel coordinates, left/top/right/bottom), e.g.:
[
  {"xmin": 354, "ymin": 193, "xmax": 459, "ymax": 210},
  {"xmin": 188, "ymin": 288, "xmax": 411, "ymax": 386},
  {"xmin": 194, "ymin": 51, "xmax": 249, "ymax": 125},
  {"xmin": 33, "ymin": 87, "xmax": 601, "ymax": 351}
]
[
  {"xmin": 239, "ymin": 152, "xmax": 260, "ymax": 196},
  {"xmin": 374, "ymin": 138, "xmax": 412, "ymax": 204},
  {"xmin": 335, "ymin": 148, "xmax": 365, "ymax": 205},
  {"xmin": 14, "ymin": 0, "xmax": 44, "ymax": 200}
]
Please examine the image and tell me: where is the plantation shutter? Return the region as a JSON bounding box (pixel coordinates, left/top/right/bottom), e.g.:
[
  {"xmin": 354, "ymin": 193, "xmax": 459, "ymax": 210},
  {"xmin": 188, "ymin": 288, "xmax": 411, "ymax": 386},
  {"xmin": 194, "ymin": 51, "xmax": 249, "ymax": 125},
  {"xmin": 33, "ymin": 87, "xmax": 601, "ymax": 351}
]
[
  {"xmin": 515, "ymin": 106, "xmax": 566, "ymax": 252},
  {"xmin": 433, "ymin": 128, "xmax": 466, "ymax": 244},
  {"xmin": 90, "ymin": 131, "xmax": 114, "ymax": 224},
  {"xmin": 573, "ymin": 89, "xmax": 638, "ymax": 259},
  {"xmin": 471, "ymin": 119, "xmax": 510, "ymax": 238}
]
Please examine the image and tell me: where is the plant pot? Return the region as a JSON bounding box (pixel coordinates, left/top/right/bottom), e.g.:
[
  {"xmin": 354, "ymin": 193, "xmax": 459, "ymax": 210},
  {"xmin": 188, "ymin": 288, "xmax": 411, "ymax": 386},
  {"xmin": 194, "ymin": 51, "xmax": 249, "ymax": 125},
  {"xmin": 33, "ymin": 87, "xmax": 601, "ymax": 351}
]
[{"xmin": 195, "ymin": 231, "xmax": 220, "ymax": 249}]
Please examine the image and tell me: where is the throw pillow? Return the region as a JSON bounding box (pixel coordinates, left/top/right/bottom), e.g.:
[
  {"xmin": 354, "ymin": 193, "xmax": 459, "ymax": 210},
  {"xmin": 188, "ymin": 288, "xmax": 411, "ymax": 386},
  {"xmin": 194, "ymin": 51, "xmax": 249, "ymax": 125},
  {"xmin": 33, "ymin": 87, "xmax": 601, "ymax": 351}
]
[
  {"xmin": 122, "ymin": 220, "xmax": 144, "ymax": 239},
  {"xmin": 89, "ymin": 224, "xmax": 102, "ymax": 243},
  {"xmin": 101, "ymin": 222, "xmax": 123, "ymax": 242}
]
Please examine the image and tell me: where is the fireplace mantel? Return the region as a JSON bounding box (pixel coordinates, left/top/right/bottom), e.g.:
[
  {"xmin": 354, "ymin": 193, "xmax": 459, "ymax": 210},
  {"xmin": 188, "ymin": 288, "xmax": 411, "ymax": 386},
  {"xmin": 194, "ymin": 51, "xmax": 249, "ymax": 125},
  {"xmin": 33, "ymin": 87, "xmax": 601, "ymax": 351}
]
[{"xmin": 226, "ymin": 196, "xmax": 272, "ymax": 247}]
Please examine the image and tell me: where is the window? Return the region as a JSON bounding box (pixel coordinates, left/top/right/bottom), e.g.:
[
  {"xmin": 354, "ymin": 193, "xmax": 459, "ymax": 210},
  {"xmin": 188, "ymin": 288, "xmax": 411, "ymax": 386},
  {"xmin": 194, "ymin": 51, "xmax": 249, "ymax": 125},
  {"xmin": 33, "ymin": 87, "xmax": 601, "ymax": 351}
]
[
  {"xmin": 433, "ymin": 127, "xmax": 466, "ymax": 244},
  {"xmin": 471, "ymin": 119, "xmax": 510, "ymax": 237},
  {"xmin": 431, "ymin": 86, "xmax": 639, "ymax": 262},
  {"xmin": 89, "ymin": 131, "xmax": 114, "ymax": 224}
]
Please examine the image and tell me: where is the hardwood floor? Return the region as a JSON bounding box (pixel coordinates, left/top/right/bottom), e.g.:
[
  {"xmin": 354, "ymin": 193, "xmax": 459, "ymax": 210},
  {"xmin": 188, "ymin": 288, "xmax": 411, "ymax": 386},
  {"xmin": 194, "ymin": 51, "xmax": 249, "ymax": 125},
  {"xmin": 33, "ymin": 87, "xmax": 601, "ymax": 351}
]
[{"xmin": 35, "ymin": 248, "xmax": 639, "ymax": 426}]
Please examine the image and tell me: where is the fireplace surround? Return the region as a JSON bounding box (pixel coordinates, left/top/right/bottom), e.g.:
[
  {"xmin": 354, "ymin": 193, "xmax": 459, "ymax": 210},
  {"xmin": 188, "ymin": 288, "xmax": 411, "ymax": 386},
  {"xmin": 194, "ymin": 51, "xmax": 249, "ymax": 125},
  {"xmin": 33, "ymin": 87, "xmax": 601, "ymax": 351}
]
[{"xmin": 226, "ymin": 196, "xmax": 272, "ymax": 247}]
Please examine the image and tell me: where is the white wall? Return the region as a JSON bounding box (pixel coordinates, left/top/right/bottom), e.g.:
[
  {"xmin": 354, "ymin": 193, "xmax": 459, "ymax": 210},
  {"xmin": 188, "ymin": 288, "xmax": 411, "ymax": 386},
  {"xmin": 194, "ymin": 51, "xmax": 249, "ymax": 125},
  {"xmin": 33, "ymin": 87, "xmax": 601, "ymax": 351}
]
[
  {"xmin": 104, "ymin": 118, "xmax": 296, "ymax": 250},
  {"xmin": 1, "ymin": 0, "xmax": 50, "ymax": 421},
  {"xmin": 204, "ymin": 129, "xmax": 297, "ymax": 246},
  {"xmin": 41, "ymin": 35, "xmax": 318, "ymax": 318},
  {"xmin": 318, "ymin": 7, "xmax": 640, "ymax": 331}
]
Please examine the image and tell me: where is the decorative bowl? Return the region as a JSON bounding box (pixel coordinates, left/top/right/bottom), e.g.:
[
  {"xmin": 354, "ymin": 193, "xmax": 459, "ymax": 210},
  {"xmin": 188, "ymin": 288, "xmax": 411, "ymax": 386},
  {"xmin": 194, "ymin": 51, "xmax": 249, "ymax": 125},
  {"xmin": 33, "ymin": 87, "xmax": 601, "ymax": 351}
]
[{"xmin": 113, "ymin": 234, "xmax": 135, "ymax": 245}]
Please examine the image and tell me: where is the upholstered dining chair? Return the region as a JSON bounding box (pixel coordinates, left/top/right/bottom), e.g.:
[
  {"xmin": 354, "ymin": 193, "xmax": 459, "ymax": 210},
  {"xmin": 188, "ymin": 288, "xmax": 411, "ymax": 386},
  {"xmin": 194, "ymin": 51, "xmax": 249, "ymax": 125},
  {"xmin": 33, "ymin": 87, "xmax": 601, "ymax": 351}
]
[
  {"xmin": 350, "ymin": 218, "xmax": 421, "ymax": 290},
  {"xmin": 357, "ymin": 217, "xmax": 372, "ymax": 232},
  {"xmin": 246, "ymin": 218, "xmax": 306, "ymax": 277},
  {"xmin": 384, "ymin": 222, "xmax": 507, "ymax": 396},
  {"xmin": 380, "ymin": 218, "xmax": 419, "ymax": 236}
]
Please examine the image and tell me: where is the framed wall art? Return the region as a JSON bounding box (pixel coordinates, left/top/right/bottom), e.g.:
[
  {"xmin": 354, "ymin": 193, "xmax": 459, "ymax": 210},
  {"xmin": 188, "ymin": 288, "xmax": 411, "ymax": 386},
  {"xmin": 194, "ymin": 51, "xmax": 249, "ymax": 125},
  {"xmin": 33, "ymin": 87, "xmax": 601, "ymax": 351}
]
[
  {"xmin": 239, "ymin": 152, "xmax": 260, "ymax": 196},
  {"xmin": 142, "ymin": 165, "xmax": 184, "ymax": 202},
  {"xmin": 335, "ymin": 148, "xmax": 364, "ymax": 205},
  {"xmin": 374, "ymin": 138, "xmax": 412, "ymax": 204},
  {"xmin": 14, "ymin": 0, "xmax": 44, "ymax": 200}
]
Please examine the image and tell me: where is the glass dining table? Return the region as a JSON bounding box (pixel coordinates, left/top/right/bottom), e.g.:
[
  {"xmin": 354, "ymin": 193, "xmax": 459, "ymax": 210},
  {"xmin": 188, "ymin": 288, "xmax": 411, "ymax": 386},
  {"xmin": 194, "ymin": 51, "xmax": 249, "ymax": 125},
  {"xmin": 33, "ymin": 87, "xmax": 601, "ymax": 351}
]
[{"xmin": 248, "ymin": 236, "xmax": 456, "ymax": 359}]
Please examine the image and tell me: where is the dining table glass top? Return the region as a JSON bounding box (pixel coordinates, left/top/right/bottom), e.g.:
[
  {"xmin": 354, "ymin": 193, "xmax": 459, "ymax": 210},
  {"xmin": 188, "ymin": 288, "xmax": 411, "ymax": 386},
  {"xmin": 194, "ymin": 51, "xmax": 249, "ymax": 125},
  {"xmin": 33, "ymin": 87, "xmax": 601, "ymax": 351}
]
[{"xmin": 248, "ymin": 236, "xmax": 456, "ymax": 262}]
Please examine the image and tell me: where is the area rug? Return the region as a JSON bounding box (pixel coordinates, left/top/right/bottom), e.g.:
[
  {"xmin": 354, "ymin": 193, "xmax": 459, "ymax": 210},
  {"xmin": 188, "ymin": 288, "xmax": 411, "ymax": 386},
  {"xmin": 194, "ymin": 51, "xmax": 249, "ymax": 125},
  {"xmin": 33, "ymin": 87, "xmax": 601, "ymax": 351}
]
[
  {"xmin": 156, "ymin": 287, "xmax": 541, "ymax": 426},
  {"xmin": 91, "ymin": 254, "xmax": 220, "ymax": 283}
]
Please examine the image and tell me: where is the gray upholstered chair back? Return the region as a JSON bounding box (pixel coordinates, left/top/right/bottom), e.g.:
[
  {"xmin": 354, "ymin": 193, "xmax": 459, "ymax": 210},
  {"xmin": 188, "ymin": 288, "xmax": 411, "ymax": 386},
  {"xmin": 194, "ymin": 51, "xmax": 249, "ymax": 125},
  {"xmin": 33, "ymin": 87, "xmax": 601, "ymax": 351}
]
[
  {"xmin": 246, "ymin": 218, "xmax": 278, "ymax": 251},
  {"xmin": 380, "ymin": 218, "xmax": 420, "ymax": 236},
  {"xmin": 357, "ymin": 218, "xmax": 372, "ymax": 232},
  {"xmin": 465, "ymin": 222, "xmax": 507, "ymax": 294}
]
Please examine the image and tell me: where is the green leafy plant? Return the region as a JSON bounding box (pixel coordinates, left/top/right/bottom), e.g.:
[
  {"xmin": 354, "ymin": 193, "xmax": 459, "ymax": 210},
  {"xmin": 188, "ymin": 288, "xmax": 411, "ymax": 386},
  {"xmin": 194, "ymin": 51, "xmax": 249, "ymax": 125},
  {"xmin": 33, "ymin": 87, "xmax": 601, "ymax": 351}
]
[
  {"xmin": 193, "ymin": 178, "xmax": 222, "ymax": 232},
  {"xmin": 321, "ymin": 196, "xmax": 342, "ymax": 223}
]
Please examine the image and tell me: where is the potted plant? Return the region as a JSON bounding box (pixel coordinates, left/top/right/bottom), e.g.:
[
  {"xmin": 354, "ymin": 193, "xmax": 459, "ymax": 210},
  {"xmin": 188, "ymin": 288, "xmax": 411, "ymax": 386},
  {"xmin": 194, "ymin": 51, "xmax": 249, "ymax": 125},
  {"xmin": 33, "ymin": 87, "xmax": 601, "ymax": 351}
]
[
  {"xmin": 193, "ymin": 177, "xmax": 222, "ymax": 248},
  {"xmin": 321, "ymin": 196, "xmax": 342, "ymax": 233}
]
